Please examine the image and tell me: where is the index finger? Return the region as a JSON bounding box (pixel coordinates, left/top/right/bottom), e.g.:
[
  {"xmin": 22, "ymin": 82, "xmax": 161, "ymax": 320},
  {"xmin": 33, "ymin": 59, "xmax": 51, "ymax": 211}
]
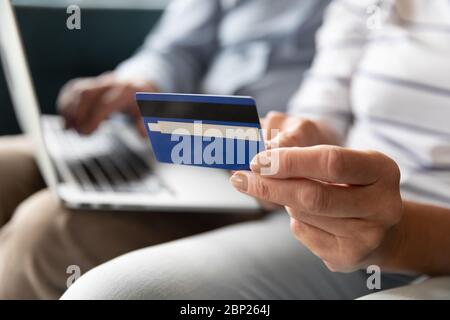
[
  {"xmin": 251, "ymin": 146, "xmax": 385, "ymax": 185},
  {"xmin": 78, "ymin": 86, "xmax": 134, "ymax": 134}
]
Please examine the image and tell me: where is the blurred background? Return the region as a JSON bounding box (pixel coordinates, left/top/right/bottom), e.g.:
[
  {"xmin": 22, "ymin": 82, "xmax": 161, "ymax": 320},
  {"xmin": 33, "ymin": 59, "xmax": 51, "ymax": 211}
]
[{"xmin": 0, "ymin": 0, "xmax": 168, "ymax": 135}]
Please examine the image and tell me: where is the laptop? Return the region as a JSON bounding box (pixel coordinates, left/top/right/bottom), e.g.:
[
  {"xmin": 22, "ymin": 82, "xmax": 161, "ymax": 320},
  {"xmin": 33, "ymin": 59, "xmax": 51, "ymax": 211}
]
[{"xmin": 0, "ymin": 0, "xmax": 261, "ymax": 213}]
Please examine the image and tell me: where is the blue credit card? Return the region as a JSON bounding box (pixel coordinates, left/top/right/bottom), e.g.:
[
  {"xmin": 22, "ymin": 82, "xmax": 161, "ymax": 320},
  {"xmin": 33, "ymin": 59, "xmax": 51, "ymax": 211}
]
[{"xmin": 136, "ymin": 93, "xmax": 265, "ymax": 170}]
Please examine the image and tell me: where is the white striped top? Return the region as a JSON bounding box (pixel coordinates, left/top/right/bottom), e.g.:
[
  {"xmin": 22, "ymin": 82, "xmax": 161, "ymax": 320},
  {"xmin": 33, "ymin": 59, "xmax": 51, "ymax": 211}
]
[{"xmin": 289, "ymin": 0, "xmax": 450, "ymax": 208}]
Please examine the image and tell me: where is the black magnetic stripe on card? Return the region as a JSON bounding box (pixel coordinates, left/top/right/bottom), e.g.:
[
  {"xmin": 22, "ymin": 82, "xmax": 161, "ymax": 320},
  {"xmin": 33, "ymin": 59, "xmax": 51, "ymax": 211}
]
[{"xmin": 137, "ymin": 100, "xmax": 260, "ymax": 124}]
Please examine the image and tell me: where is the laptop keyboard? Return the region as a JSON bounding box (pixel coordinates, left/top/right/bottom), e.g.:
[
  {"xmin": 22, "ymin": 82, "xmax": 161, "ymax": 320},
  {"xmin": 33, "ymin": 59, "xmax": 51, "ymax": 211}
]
[{"xmin": 44, "ymin": 117, "xmax": 164, "ymax": 194}]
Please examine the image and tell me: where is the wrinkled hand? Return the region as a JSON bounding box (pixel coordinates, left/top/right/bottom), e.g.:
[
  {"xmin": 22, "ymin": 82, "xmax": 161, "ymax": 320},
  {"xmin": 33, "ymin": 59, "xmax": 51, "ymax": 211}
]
[
  {"xmin": 231, "ymin": 146, "xmax": 403, "ymax": 272},
  {"xmin": 57, "ymin": 72, "xmax": 158, "ymax": 136},
  {"xmin": 256, "ymin": 112, "xmax": 340, "ymax": 210},
  {"xmin": 261, "ymin": 111, "xmax": 339, "ymax": 148}
]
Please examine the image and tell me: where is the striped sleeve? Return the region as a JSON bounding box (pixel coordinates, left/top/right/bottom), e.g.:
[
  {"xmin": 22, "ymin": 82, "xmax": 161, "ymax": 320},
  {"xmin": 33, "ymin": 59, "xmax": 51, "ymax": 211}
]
[{"xmin": 288, "ymin": 0, "xmax": 376, "ymax": 139}]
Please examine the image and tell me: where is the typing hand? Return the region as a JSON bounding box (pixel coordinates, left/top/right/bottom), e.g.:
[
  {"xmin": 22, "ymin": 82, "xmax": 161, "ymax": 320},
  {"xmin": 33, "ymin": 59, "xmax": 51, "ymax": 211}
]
[{"xmin": 57, "ymin": 72, "xmax": 158, "ymax": 136}]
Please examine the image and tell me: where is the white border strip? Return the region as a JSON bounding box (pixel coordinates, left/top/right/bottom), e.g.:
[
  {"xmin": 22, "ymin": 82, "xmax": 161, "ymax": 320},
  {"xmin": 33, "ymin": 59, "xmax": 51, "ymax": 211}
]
[{"xmin": 148, "ymin": 121, "xmax": 261, "ymax": 141}]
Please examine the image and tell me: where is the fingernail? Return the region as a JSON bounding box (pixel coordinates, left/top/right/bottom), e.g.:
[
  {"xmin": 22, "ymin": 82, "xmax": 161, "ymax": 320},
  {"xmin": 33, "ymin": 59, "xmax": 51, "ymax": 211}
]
[
  {"xmin": 230, "ymin": 172, "xmax": 248, "ymax": 192},
  {"xmin": 250, "ymin": 153, "xmax": 272, "ymax": 172}
]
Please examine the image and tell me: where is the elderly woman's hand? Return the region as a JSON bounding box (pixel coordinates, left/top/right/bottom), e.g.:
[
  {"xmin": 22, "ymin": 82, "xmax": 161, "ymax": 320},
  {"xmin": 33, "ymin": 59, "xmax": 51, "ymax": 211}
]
[
  {"xmin": 261, "ymin": 112, "xmax": 341, "ymax": 148},
  {"xmin": 230, "ymin": 146, "xmax": 404, "ymax": 272}
]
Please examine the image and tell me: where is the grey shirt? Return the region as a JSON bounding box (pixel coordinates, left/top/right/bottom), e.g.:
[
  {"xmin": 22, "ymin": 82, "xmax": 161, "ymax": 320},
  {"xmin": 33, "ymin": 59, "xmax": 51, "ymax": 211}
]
[{"xmin": 116, "ymin": 0, "xmax": 330, "ymax": 115}]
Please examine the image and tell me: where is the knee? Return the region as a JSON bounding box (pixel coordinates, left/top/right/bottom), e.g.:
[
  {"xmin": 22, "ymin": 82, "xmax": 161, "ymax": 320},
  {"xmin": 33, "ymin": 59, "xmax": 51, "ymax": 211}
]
[
  {"xmin": 0, "ymin": 135, "xmax": 43, "ymax": 225},
  {"xmin": 0, "ymin": 190, "xmax": 70, "ymax": 298},
  {"xmin": 61, "ymin": 225, "xmax": 260, "ymax": 300},
  {"xmin": 61, "ymin": 250, "xmax": 170, "ymax": 300},
  {"xmin": 0, "ymin": 135, "xmax": 41, "ymax": 188},
  {"xmin": 8, "ymin": 189, "xmax": 66, "ymax": 252},
  {"xmin": 60, "ymin": 260, "xmax": 132, "ymax": 299},
  {"xmin": 61, "ymin": 241, "xmax": 225, "ymax": 300}
]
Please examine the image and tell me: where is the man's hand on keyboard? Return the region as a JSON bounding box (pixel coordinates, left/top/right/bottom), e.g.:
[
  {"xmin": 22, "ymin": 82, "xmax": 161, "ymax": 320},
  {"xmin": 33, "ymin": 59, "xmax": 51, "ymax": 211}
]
[{"xmin": 57, "ymin": 72, "xmax": 158, "ymax": 136}]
